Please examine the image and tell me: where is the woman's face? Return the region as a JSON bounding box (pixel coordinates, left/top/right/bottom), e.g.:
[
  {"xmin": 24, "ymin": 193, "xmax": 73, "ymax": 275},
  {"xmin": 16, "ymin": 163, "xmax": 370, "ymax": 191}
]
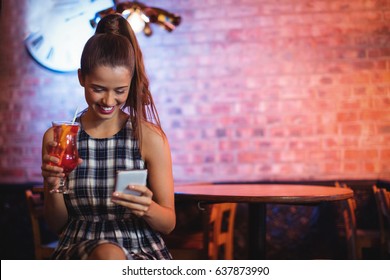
[{"xmin": 78, "ymin": 65, "xmax": 131, "ymax": 121}]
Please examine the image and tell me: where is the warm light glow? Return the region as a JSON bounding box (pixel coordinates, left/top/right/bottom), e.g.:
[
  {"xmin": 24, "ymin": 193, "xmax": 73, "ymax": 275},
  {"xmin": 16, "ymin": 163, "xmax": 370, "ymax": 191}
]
[
  {"xmin": 123, "ymin": 10, "xmax": 145, "ymax": 33},
  {"xmin": 90, "ymin": 1, "xmax": 181, "ymax": 37}
]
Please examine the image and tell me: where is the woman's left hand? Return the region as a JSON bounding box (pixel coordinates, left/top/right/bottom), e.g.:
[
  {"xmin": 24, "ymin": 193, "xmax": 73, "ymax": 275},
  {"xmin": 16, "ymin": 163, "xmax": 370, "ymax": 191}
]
[{"xmin": 111, "ymin": 185, "xmax": 153, "ymax": 217}]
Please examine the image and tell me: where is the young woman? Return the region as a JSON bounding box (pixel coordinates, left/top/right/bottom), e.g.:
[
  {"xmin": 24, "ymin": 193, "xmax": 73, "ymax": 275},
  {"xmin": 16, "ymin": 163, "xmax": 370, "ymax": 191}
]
[{"xmin": 41, "ymin": 15, "xmax": 175, "ymax": 260}]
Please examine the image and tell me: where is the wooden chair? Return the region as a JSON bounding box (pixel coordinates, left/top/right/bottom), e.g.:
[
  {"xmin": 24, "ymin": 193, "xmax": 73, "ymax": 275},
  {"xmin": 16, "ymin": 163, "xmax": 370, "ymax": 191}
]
[
  {"xmin": 372, "ymin": 185, "xmax": 390, "ymax": 258},
  {"xmin": 25, "ymin": 186, "xmax": 58, "ymax": 259},
  {"xmin": 165, "ymin": 202, "xmax": 237, "ymax": 260},
  {"xmin": 207, "ymin": 202, "xmax": 237, "ymax": 259},
  {"xmin": 335, "ymin": 182, "xmax": 381, "ymax": 259}
]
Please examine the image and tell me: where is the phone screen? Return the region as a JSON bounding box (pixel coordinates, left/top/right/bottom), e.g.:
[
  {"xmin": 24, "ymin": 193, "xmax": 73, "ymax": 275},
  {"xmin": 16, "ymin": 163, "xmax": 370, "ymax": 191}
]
[{"xmin": 114, "ymin": 169, "xmax": 147, "ymax": 196}]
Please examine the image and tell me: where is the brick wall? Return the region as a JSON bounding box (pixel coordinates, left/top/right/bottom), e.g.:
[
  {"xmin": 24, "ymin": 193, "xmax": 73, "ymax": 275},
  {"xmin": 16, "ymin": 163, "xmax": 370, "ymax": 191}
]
[{"xmin": 1, "ymin": 0, "xmax": 390, "ymax": 184}]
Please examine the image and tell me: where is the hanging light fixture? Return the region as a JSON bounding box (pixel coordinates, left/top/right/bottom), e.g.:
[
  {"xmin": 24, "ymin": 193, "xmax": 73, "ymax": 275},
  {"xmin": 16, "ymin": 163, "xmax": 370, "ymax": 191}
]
[{"xmin": 90, "ymin": 1, "xmax": 181, "ymax": 36}]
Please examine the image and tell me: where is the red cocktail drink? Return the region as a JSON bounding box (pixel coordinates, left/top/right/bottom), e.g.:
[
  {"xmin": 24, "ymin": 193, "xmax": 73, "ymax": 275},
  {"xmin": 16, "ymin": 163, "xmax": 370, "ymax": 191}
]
[{"xmin": 49, "ymin": 121, "xmax": 79, "ymax": 193}]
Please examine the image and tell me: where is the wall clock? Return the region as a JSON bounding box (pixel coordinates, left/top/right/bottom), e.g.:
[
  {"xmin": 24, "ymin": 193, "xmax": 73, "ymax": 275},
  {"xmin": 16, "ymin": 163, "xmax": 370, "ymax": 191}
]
[{"xmin": 25, "ymin": 0, "xmax": 114, "ymax": 72}]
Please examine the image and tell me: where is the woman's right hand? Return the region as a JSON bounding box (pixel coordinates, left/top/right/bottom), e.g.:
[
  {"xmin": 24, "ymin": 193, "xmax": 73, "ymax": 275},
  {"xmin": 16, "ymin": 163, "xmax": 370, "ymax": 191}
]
[
  {"xmin": 41, "ymin": 134, "xmax": 70, "ymax": 232},
  {"xmin": 41, "ymin": 140, "xmax": 64, "ymax": 189}
]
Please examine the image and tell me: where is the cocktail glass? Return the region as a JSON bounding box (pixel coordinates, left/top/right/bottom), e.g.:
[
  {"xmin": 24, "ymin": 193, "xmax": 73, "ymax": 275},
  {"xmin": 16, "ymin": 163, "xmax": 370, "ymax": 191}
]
[{"xmin": 49, "ymin": 121, "xmax": 79, "ymax": 194}]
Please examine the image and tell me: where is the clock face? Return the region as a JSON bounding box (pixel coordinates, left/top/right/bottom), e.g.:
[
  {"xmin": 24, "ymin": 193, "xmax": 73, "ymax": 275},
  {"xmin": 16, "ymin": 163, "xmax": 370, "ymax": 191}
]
[{"xmin": 25, "ymin": 0, "xmax": 114, "ymax": 72}]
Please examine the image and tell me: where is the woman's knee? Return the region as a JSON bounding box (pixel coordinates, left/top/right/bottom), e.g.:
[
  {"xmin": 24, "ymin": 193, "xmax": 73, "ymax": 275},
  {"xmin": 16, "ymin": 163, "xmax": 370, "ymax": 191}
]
[{"xmin": 87, "ymin": 243, "xmax": 126, "ymax": 260}]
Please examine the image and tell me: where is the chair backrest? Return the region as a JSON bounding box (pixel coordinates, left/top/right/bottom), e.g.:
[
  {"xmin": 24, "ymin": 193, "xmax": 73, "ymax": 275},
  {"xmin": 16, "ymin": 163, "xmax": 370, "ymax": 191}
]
[
  {"xmin": 164, "ymin": 201, "xmax": 237, "ymax": 260},
  {"xmin": 373, "ymin": 186, "xmax": 390, "ymax": 224},
  {"xmin": 373, "ymin": 185, "xmax": 390, "ymax": 255},
  {"xmin": 379, "ymin": 188, "xmax": 390, "ymax": 222},
  {"xmin": 25, "ymin": 186, "xmax": 58, "ymax": 259},
  {"xmin": 335, "ymin": 182, "xmax": 358, "ymax": 259},
  {"xmin": 207, "ymin": 203, "xmax": 237, "ymax": 260},
  {"xmin": 372, "ymin": 185, "xmax": 386, "ymax": 246}
]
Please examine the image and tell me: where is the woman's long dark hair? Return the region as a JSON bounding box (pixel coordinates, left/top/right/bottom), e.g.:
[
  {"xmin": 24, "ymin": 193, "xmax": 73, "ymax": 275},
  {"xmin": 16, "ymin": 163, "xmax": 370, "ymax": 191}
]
[{"xmin": 94, "ymin": 13, "xmax": 163, "ymax": 142}]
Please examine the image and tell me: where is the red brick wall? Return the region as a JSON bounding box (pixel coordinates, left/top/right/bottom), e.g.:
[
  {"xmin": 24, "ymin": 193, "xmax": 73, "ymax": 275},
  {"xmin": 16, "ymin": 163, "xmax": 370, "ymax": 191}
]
[{"xmin": 1, "ymin": 0, "xmax": 390, "ymax": 184}]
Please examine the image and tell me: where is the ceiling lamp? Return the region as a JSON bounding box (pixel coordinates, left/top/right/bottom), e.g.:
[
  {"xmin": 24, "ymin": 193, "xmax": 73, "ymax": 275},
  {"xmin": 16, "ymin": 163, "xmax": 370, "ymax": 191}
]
[{"xmin": 90, "ymin": 1, "xmax": 181, "ymax": 36}]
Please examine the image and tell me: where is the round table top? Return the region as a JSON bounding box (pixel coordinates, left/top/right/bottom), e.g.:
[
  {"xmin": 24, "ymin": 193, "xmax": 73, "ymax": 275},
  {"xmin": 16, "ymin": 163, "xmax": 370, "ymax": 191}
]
[{"xmin": 174, "ymin": 183, "xmax": 353, "ymax": 204}]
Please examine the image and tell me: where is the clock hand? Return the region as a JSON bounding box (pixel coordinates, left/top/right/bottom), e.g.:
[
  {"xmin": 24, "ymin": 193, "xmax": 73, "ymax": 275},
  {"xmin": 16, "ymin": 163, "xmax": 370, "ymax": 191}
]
[
  {"xmin": 65, "ymin": 11, "xmax": 86, "ymax": 22},
  {"xmin": 55, "ymin": 0, "xmax": 82, "ymax": 6}
]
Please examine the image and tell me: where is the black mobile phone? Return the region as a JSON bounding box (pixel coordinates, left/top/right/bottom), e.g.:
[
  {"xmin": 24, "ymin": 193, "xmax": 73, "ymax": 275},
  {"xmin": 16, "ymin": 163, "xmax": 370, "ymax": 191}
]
[{"xmin": 114, "ymin": 169, "xmax": 147, "ymax": 196}]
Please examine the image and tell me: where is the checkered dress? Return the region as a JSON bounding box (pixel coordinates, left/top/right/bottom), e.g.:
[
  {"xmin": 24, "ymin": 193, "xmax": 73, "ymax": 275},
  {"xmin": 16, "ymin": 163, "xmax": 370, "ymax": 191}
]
[{"xmin": 51, "ymin": 117, "xmax": 172, "ymax": 260}]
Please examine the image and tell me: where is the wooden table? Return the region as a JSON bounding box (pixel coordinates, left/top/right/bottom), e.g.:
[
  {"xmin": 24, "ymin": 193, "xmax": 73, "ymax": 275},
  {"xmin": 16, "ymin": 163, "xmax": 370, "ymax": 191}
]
[{"xmin": 174, "ymin": 183, "xmax": 354, "ymax": 259}]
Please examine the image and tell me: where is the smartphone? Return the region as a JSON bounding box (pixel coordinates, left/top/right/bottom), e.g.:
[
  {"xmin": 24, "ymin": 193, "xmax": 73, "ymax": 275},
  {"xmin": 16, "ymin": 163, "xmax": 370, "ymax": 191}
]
[{"xmin": 114, "ymin": 169, "xmax": 148, "ymax": 196}]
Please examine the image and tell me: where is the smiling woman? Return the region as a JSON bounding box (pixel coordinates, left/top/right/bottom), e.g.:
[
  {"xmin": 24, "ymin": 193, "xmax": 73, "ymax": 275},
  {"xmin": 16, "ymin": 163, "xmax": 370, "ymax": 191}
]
[
  {"xmin": 40, "ymin": 14, "xmax": 175, "ymax": 260},
  {"xmin": 79, "ymin": 64, "xmax": 132, "ymax": 137}
]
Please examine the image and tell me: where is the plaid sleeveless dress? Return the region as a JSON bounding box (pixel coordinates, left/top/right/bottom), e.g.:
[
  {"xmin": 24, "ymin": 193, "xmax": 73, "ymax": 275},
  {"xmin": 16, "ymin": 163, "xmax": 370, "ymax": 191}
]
[{"xmin": 51, "ymin": 117, "xmax": 172, "ymax": 260}]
